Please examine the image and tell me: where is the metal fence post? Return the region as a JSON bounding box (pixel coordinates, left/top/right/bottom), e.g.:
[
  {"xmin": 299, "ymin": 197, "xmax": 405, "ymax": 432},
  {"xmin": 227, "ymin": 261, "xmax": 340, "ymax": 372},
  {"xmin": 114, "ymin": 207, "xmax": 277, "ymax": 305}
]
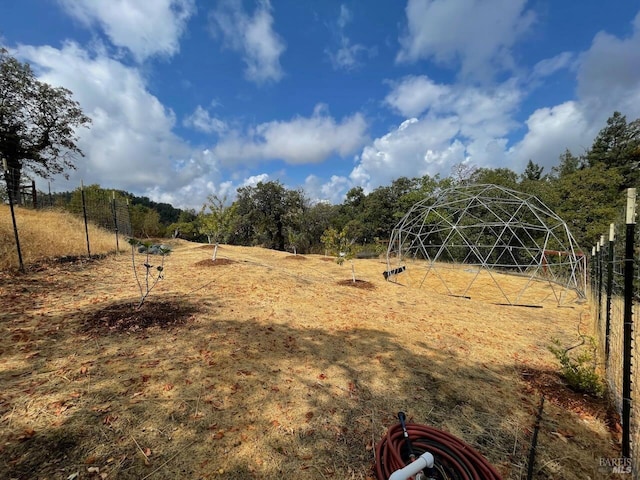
[
  {"xmin": 81, "ymin": 180, "xmax": 91, "ymax": 258},
  {"xmin": 597, "ymin": 239, "xmax": 603, "ymax": 330},
  {"xmin": 622, "ymin": 187, "xmax": 637, "ymax": 460},
  {"xmin": 591, "ymin": 246, "xmax": 596, "ymax": 294},
  {"xmin": 2, "ymin": 159, "xmax": 25, "ymax": 272},
  {"xmin": 606, "ymin": 225, "xmax": 615, "ymax": 361},
  {"xmin": 111, "ymin": 191, "xmax": 119, "ymax": 253}
]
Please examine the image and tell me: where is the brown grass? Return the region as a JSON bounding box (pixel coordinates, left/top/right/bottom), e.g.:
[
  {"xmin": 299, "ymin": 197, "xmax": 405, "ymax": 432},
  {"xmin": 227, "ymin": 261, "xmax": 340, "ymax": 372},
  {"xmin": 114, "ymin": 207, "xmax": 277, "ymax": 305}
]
[
  {"xmin": 0, "ymin": 232, "xmax": 621, "ymax": 479},
  {"xmin": 0, "ymin": 205, "xmax": 121, "ymax": 270}
]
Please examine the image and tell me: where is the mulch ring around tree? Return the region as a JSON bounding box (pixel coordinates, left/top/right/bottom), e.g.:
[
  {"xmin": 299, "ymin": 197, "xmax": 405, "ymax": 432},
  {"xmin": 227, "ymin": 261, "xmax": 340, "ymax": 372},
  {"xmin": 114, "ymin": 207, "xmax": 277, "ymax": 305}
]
[
  {"xmin": 81, "ymin": 300, "xmax": 200, "ymax": 335},
  {"xmin": 194, "ymin": 258, "xmax": 236, "ymax": 267},
  {"xmin": 519, "ymin": 366, "xmax": 622, "ymax": 439},
  {"xmin": 337, "ymin": 279, "xmax": 375, "ymax": 290}
]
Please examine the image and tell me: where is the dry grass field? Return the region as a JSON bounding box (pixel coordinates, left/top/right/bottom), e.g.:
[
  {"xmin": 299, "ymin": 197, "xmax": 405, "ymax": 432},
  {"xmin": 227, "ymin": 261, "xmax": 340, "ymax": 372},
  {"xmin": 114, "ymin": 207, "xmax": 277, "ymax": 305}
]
[
  {"xmin": 0, "ymin": 205, "xmax": 120, "ymax": 270},
  {"xmin": 0, "ymin": 209, "xmax": 621, "ymax": 479}
]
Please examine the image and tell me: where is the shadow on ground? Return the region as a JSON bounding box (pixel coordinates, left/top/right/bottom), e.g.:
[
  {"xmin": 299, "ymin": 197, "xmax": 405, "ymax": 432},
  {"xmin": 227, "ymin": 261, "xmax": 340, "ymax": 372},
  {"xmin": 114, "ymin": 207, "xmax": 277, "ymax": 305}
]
[{"xmin": 0, "ymin": 297, "xmax": 618, "ymax": 480}]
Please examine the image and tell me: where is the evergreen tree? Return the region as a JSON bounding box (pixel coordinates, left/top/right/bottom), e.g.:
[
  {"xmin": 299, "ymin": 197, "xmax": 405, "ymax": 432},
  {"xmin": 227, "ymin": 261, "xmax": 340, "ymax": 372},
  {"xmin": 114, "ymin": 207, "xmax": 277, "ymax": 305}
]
[
  {"xmin": 586, "ymin": 111, "xmax": 640, "ymax": 189},
  {"xmin": 521, "ymin": 160, "xmax": 544, "ymax": 181}
]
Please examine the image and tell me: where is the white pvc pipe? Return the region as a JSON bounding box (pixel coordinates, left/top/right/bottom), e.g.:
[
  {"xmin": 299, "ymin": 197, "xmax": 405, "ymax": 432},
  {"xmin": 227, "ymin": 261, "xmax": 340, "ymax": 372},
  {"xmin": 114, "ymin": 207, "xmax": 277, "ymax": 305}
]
[{"xmin": 388, "ymin": 452, "xmax": 435, "ymax": 480}]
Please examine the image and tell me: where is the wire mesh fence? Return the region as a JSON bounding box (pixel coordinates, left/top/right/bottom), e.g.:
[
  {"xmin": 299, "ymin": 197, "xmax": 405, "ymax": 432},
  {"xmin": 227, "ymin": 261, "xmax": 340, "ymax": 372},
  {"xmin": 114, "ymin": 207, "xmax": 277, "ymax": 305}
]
[
  {"xmin": 591, "ymin": 188, "xmax": 639, "ymax": 477},
  {"xmin": 63, "ymin": 186, "xmax": 132, "ymax": 239},
  {"xmin": 2, "ymin": 165, "xmax": 131, "ymax": 265}
]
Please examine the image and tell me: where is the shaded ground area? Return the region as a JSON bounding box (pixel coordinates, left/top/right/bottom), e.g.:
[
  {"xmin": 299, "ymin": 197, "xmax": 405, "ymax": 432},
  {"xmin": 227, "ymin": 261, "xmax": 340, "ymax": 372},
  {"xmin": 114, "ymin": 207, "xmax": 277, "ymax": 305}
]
[
  {"xmin": 0, "ymin": 242, "xmax": 620, "ymax": 479},
  {"xmin": 520, "ymin": 366, "xmax": 621, "ymax": 443}
]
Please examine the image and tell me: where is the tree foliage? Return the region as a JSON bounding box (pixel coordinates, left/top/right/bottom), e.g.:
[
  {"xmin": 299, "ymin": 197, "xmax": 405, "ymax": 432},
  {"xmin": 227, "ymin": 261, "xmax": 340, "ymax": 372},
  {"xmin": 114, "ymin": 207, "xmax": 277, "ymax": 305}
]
[
  {"xmin": 230, "ymin": 181, "xmax": 306, "ymax": 251},
  {"xmin": 585, "ymin": 111, "xmax": 640, "ymax": 190},
  {"xmin": 65, "ymin": 184, "xmax": 128, "ymax": 232},
  {"xmin": 521, "ymin": 160, "xmax": 544, "ymax": 181},
  {"xmin": 131, "ymin": 195, "xmax": 182, "ymax": 225},
  {"xmin": 469, "ymin": 167, "xmax": 519, "ymax": 189},
  {"xmin": 199, "ymin": 194, "xmax": 236, "ymax": 259},
  {"xmin": 0, "ymin": 49, "xmax": 91, "ymax": 200},
  {"xmin": 129, "ymin": 204, "xmax": 163, "ymax": 238},
  {"xmin": 321, "ymin": 226, "xmax": 359, "ymax": 281}
]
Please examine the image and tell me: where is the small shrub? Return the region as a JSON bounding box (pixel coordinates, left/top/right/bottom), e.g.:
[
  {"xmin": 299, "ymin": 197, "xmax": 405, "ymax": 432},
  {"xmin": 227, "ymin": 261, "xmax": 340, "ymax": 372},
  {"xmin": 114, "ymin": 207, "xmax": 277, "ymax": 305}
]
[{"xmin": 548, "ymin": 337, "xmax": 605, "ymax": 397}]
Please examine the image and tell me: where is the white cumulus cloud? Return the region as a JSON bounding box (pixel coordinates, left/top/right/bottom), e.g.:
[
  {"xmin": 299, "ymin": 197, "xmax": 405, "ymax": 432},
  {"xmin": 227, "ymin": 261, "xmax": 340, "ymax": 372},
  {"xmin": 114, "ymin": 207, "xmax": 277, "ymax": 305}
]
[
  {"xmin": 507, "ymin": 102, "xmax": 593, "ymax": 171},
  {"xmin": 209, "ymin": 0, "xmax": 286, "ymax": 84},
  {"xmin": 350, "ymin": 75, "xmax": 522, "ymax": 190},
  {"xmin": 58, "ymin": 0, "xmax": 195, "ymax": 61},
  {"xmin": 350, "ymin": 116, "xmax": 463, "ymax": 190},
  {"xmin": 507, "ymin": 12, "xmax": 640, "ymax": 172},
  {"xmin": 183, "ymin": 105, "xmax": 228, "ymax": 135},
  {"xmin": 326, "ymin": 5, "xmax": 375, "ymax": 71},
  {"xmin": 213, "ymin": 105, "xmax": 368, "ymax": 166},
  {"xmin": 577, "ymin": 11, "xmax": 640, "ymax": 121},
  {"xmin": 13, "ymin": 42, "xmax": 224, "ymax": 208},
  {"xmin": 397, "ymin": 0, "xmax": 535, "ymax": 80}
]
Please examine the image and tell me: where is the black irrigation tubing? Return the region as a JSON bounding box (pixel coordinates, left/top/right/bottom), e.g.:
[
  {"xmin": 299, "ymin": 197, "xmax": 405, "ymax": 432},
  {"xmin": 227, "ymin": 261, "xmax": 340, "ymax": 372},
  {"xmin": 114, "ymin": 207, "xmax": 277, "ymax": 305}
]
[{"xmin": 527, "ymin": 395, "xmax": 545, "ymax": 480}]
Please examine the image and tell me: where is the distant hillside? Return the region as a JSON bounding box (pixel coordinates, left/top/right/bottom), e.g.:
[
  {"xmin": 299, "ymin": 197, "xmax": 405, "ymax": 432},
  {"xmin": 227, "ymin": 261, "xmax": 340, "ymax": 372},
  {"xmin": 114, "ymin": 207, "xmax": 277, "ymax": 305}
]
[{"xmin": 129, "ymin": 195, "xmax": 183, "ymax": 225}]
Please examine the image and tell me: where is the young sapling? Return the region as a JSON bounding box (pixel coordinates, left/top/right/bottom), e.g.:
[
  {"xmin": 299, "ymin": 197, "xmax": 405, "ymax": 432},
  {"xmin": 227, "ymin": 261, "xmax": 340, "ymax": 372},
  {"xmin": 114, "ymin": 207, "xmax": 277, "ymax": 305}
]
[{"xmin": 128, "ymin": 238, "xmax": 171, "ymax": 308}]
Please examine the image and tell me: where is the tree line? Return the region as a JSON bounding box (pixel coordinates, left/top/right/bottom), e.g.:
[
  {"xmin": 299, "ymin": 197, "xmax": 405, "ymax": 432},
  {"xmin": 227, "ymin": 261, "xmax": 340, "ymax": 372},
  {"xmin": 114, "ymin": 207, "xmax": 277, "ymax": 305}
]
[
  {"xmin": 1, "ymin": 50, "xmax": 638, "ymax": 254},
  {"xmin": 207, "ymin": 111, "xmax": 637, "ymax": 253},
  {"xmin": 6, "ymin": 110, "xmax": 639, "ymax": 255}
]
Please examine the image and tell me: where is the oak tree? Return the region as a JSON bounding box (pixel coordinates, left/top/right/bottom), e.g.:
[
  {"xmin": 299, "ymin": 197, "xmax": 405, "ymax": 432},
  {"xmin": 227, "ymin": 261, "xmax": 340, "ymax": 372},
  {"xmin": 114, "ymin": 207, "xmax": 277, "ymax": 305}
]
[{"xmin": 0, "ymin": 49, "xmax": 90, "ymax": 200}]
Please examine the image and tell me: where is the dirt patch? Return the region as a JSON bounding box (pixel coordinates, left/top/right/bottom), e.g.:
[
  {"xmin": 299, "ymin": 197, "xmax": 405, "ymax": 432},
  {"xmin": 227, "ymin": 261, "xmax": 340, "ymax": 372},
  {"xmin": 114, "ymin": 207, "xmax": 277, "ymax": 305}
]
[
  {"xmin": 284, "ymin": 255, "xmax": 306, "ymax": 260},
  {"xmin": 194, "ymin": 258, "xmax": 236, "ymax": 267},
  {"xmin": 81, "ymin": 299, "xmax": 200, "ymax": 334},
  {"xmin": 519, "ymin": 366, "xmax": 621, "ymax": 438},
  {"xmin": 337, "ymin": 279, "xmax": 375, "ymax": 290}
]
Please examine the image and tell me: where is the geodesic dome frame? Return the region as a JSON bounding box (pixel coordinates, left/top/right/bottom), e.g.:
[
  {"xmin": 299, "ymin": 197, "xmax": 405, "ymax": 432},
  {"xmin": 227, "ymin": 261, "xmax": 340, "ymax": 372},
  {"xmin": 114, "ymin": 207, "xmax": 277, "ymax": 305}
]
[{"xmin": 385, "ymin": 184, "xmax": 586, "ymax": 306}]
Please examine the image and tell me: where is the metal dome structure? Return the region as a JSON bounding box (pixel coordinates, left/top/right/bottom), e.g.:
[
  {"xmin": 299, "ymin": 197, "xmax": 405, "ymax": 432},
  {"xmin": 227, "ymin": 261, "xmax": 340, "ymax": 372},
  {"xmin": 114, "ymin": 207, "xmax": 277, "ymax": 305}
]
[{"xmin": 385, "ymin": 184, "xmax": 586, "ymax": 306}]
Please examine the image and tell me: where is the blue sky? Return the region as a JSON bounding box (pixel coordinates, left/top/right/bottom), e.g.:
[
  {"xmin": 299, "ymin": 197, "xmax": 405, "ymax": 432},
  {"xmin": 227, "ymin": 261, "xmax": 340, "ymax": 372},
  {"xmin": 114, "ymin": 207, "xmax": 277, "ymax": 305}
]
[{"xmin": 2, "ymin": 0, "xmax": 640, "ymax": 208}]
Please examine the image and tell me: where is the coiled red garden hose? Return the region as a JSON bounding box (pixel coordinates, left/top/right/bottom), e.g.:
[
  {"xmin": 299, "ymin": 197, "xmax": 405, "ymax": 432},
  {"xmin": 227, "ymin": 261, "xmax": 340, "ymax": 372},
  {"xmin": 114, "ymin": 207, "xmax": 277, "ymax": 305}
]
[{"xmin": 374, "ymin": 422, "xmax": 503, "ymax": 480}]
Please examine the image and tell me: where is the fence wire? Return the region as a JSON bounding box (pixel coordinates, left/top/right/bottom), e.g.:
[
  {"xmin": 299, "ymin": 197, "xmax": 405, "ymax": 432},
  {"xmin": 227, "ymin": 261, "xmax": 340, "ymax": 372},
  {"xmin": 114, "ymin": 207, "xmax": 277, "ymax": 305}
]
[
  {"xmin": 63, "ymin": 190, "xmax": 132, "ymax": 238},
  {"xmin": 591, "ymin": 189, "xmax": 639, "ymax": 477},
  {"xmin": 2, "ymin": 166, "xmax": 131, "ymax": 263}
]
